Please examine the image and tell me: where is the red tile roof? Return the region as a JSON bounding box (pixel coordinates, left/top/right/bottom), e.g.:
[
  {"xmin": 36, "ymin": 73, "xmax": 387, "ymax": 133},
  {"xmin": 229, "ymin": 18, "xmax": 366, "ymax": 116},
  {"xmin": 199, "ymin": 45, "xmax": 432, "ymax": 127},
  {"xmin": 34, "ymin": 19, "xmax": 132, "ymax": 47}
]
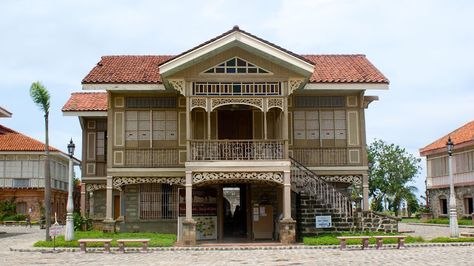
[
  {"xmin": 82, "ymin": 54, "xmax": 388, "ymax": 84},
  {"xmin": 303, "ymin": 55, "xmax": 388, "ymax": 83},
  {"xmin": 62, "ymin": 92, "xmax": 108, "ymax": 112},
  {"xmin": 82, "ymin": 55, "xmax": 173, "ymax": 84},
  {"xmin": 420, "ymin": 120, "xmax": 474, "ymax": 155},
  {"xmin": 0, "ymin": 124, "xmax": 59, "ymax": 152}
]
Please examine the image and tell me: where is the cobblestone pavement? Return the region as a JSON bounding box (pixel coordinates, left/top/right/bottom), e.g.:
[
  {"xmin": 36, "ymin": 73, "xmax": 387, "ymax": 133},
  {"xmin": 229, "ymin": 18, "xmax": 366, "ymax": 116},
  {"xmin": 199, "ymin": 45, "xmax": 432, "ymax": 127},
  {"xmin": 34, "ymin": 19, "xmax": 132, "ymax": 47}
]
[
  {"xmin": 398, "ymin": 222, "xmax": 474, "ymax": 240},
  {"xmin": 1, "ymin": 225, "xmax": 474, "ymax": 266}
]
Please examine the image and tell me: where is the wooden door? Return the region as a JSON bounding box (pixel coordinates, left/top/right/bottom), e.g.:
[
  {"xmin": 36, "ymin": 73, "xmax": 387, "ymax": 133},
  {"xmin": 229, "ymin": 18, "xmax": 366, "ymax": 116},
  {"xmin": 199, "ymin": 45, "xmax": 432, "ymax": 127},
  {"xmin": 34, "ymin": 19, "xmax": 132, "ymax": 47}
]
[
  {"xmin": 113, "ymin": 195, "xmax": 120, "ymax": 219},
  {"xmin": 218, "ymin": 110, "xmax": 252, "ymax": 140}
]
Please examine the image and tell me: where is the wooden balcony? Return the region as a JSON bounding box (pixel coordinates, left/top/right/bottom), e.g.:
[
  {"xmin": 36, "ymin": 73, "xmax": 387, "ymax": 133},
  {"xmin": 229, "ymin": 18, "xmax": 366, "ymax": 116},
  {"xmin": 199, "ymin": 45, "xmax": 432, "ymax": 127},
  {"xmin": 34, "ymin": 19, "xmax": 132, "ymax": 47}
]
[
  {"xmin": 291, "ymin": 147, "xmax": 356, "ymax": 166},
  {"xmin": 190, "ymin": 139, "xmax": 285, "ymax": 161}
]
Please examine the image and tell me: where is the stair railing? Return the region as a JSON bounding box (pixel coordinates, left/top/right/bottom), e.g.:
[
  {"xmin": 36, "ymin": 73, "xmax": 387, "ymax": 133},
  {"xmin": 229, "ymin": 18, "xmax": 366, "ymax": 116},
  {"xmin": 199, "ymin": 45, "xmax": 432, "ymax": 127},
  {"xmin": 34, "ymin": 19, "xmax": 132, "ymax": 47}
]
[{"xmin": 290, "ymin": 156, "xmax": 353, "ymax": 218}]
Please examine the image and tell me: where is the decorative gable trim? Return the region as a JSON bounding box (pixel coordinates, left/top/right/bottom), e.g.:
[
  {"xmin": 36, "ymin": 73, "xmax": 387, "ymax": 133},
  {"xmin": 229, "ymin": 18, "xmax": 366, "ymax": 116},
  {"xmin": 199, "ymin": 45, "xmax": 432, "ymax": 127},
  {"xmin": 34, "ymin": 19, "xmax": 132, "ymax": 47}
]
[{"xmin": 159, "ymin": 30, "xmax": 314, "ymax": 77}]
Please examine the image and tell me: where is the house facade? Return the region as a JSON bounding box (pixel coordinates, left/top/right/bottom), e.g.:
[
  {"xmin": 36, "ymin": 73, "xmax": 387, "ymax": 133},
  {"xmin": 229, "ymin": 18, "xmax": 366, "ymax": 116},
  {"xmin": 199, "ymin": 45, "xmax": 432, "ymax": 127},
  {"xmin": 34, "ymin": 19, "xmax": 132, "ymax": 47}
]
[
  {"xmin": 63, "ymin": 27, "xmax": 389, "ymax": 244},
  {"xmin": 0, "ymin": 108, "xmax": 76, "ymax": 222},
  {"xmin": 420, "ymin": 121, "xmax": 474, "ymax": 218}
]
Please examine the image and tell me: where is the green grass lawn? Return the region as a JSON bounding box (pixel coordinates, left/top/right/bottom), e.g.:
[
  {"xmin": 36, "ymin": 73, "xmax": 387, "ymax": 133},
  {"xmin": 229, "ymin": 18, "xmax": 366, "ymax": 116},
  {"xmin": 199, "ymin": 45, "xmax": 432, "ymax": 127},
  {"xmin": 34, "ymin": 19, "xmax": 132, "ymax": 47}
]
[
  {"xmin": 401, "ymin": 218, "xmax": 473, "ymax": 226},
  {"xmin": 34, "ymin": 231, "xmax": 176, "ymax": 248},
  {"xmin": 303, "ymin": 232, "xmax": 474, "ymax": 245},
  {"xmin": 303, "ymin": 232, "xmax": 423, "ymax": 246}
]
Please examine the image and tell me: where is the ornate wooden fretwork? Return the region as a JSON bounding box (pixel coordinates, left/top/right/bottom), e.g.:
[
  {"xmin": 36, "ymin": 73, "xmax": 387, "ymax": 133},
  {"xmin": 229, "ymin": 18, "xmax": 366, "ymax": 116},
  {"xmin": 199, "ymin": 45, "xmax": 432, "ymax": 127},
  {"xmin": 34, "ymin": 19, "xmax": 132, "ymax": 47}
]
[
  {"xmin": 191, "ymin": 97, "xmax": 207, "ymax": 111},
  {"xmin": 211, "ymin": 98, "xmax": 263, "ymax": 111},
  {"xmin": 192, "ymin": 172, "xmax": 283, "ymax": 185},
  {"xmin": 288, "ymin": 78, "xmax": 305, "ymax": 95},
  {"xmin": 267, "ymin": 98, "xmax": 284, "ymax": 111},
  {"xmin": 168, "ymin": 79, "xmax": 185, "ymax": 95},
  {"xmin": 86, "ymin": 183, "xmax": 106, "ymax": 192},
  {"xmin": 112, "ymin": 177, "xmax": 185, "ymax": 189},
  {"xmin": 319, "ymin": 175, "xmax": 362, "ymax": 185}
]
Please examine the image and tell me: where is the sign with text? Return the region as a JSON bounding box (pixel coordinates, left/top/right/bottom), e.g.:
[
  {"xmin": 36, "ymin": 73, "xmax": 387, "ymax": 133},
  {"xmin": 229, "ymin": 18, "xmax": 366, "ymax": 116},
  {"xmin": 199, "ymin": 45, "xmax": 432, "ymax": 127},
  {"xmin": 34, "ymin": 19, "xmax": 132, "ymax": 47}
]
[
  {"xmin": 49, "ymin": 224, "xmax": 63, "ymax": 237},
  {"xmin": 315, "ymin": 215, "xmax": 332, "ymax": 228}
]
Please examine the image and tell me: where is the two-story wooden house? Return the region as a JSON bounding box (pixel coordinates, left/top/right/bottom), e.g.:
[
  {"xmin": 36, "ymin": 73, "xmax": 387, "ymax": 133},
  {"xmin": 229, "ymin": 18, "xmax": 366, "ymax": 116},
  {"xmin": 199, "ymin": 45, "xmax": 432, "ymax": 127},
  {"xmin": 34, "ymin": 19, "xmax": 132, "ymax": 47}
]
[
  {"xmin": 0, "ymin": 107, "xmax": 77, "ymax": 222},
  {"xmin": 420, "ymin": 121, "xmax": 474, "ymax": 218},
  {"xmin": 63, "ymin": 27, "xmax": 389, "ymax": 244}
]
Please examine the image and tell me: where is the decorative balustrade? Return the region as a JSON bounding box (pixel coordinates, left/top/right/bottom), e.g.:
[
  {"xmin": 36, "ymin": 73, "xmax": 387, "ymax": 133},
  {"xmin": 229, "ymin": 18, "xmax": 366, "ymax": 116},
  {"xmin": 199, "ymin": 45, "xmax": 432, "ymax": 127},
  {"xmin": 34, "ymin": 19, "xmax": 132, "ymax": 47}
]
[
  {"xmin": 290, "ymin": 157, "xmax": 353, "ymax": 218},
  {"xmin": 291, "ymin": 148, "xmax": 349, "ymax": 166},
  {"xmin": 190, "ymin": 140, "xmax": 285, "ymax": 161},
  {"xmin": 124, "ymin": 148, "xmax": 180, "ymax": 167}
]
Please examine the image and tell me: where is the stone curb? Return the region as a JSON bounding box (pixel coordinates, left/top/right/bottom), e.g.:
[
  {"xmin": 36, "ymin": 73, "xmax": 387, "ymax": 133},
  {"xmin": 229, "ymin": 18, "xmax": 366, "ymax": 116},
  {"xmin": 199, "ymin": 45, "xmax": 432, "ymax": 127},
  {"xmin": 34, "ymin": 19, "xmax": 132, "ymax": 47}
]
[
  {"xmin": 10, "ymin": 242, "xmax": 474, "ymax": 253},
  {"xmin": 407, "ymin": 223, "xmax": 474, "ymax": 229}
]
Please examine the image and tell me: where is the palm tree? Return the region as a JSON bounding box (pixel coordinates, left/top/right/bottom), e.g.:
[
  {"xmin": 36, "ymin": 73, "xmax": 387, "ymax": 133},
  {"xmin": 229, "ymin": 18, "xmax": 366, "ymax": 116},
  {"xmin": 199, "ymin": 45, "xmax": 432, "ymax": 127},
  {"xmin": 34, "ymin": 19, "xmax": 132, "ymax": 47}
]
[{"xmin": 30, "ymin": 81, "xmax": 52, "ymax": 241}]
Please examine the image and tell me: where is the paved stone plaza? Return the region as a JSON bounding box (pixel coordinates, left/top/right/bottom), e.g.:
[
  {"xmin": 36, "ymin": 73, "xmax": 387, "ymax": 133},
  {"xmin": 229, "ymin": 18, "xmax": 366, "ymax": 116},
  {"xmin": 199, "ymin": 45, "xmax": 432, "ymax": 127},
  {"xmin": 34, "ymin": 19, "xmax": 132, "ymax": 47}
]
[{"xmin": 1, "ymin": 225, "xmax": 474, "ymax": 266}]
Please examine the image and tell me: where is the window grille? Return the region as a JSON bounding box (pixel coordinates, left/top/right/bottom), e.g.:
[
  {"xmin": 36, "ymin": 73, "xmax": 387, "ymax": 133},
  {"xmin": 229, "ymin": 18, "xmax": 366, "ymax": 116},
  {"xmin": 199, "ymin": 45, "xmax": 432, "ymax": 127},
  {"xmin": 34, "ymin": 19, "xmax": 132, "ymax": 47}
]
[
  {"xmin": 294, "ymin": 96, "xmax": 345, "ymax": 108},
  {"xmin": 126, "ymin": 97, "xmax": 177, "ymax": 108},
  {"xmin": 140, "ymin": 184, "xmax": 178, "ymax": 220}
]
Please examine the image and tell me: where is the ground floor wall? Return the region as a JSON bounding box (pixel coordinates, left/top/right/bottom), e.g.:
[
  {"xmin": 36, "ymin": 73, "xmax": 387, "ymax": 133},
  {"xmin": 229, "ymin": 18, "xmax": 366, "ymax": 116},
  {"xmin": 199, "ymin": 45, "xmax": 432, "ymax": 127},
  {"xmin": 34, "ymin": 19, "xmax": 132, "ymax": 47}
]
[
  {"xmin": 0, "ymin": 189, "xmax": 67, "ymax": 222},
  {"xmin": 428, "ymin": 185, "xmax": 474, "ymax": 218}
]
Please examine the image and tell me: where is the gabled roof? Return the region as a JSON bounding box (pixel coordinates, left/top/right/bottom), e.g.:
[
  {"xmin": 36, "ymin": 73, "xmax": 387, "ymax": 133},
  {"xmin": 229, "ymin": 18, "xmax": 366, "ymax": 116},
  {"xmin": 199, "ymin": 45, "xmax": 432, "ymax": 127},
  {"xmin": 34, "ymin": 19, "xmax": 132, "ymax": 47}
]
[
  {"xmin": 81, "ymin": 26, "xmax": 388, "ymax": 85},
  {"xmin": 304, "ymin": 55, "xmax": 388, "ymax": 83},
  {"xmin": 81, "ymin": 54, "xmax": 388, "ymax": 85},
  {"xmin": 62, "ymin": 92, "xmax": 108, "ymax": 112},
  {"xmin": 0, "ymin": 124, "xmax": 59, "ymax": 152},
  {"xmin": 420, "ymin": 120, "xmax": 474, "ymax": 156},
  {"xmin": 0, "ymin": 106, "xmax": 12, "ymax": 118},
  {"xmin": 82, "ymin": 56, "xmax": 172, "ymax": 84}
]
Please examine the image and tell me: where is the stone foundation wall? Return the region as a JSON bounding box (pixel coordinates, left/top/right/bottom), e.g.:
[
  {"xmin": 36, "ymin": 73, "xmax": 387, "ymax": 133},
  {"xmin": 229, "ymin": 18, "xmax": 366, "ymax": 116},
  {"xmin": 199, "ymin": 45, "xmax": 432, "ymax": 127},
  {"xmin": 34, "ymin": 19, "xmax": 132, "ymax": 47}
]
[
  {"xmin": 358, "ymin": 211, "xmax": 399, "ymax": 233},
  {"xmin": 428, "ymin": 186, "xmax": 474, "ymax": 218}
]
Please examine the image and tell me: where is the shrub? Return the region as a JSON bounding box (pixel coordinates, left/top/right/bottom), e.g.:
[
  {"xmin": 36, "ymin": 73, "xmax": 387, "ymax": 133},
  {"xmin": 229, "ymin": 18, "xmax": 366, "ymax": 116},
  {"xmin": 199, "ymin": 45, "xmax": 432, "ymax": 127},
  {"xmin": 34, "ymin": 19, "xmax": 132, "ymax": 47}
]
[{"xmin": 73, "ymin": 212, "xmax": 92, "ymax": 231}]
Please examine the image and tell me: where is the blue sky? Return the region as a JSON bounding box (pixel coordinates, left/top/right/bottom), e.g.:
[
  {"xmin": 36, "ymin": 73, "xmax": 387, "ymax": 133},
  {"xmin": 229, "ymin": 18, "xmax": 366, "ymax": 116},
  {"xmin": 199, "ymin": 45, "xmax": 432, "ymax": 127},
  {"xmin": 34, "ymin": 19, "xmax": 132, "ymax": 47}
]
[{"xmin": 1, "ymin": 0, "xmax": 473, "ymax": 199}]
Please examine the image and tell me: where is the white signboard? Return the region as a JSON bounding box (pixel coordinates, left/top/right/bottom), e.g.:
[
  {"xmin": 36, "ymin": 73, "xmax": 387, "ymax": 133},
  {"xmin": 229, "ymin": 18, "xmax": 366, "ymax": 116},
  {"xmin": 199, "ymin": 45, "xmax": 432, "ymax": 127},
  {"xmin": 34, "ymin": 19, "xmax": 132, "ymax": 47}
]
[
  {"xmin": 315, "ymin": 215, "xmax": 332, "ymax": 228},
  {"xmin": 49, "ymin": 224, "xmax": 63, "ymax": 237}
]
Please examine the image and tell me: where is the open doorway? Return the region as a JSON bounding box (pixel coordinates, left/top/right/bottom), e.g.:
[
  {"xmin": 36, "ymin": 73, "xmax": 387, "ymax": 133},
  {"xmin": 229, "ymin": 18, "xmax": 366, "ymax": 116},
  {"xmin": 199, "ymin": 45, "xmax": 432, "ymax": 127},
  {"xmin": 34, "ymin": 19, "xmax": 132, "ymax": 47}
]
[{"xmin": 222, "ymin": 185, "xmax": 248, "ymax": 239}]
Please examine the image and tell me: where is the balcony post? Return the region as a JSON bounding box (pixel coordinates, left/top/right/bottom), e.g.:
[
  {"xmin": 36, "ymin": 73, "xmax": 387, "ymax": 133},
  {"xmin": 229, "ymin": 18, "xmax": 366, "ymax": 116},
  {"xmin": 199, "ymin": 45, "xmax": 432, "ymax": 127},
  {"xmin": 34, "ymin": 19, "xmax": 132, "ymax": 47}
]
[
  {"xmin": 282, "ymin": 98, "xmax": 289, "ymax": 158},
  {"xmin": 280, "ymin": 170, "xmax": 296, "ymax": 244},
  {"xmin": 103, "ymin": 176, "xmax": 115, "ymax": 232},
  {"xmin": 186, "ymin": 97, "xmax": 191, "ymax": 161},
  {"xmin": 182, "ymin": 171, "xmax": 196, "ymax": 245},
  {"xmin": 362, "ymin": 174, "xmax": 369, "ymax": 211}
]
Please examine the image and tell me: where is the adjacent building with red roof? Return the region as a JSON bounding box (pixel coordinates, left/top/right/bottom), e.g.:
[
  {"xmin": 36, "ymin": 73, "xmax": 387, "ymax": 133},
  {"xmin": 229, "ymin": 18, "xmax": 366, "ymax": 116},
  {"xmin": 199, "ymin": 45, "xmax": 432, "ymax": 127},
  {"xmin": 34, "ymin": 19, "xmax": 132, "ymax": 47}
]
[
  {"xmin": 64, "ymin": 26, "xmax": 392, "ymax": 244},
  {"xmin": 420, "ymin": 121, "xmax": 474, "ymax": 218},
  {"xmin": 0, "ymin": 108, "xmax": 79, "ymax": 222}
]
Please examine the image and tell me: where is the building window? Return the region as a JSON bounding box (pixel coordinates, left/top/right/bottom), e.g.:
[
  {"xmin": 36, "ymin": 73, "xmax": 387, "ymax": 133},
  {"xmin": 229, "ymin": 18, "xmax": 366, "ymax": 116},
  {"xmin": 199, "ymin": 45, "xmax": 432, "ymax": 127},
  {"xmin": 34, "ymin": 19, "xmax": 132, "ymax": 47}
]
[
  {"xmin": 97, "ymin": 131, "xmax": 106, "ymax": 156},
  {"xmin": 126, "ymin": 97, "xmax": 177, "ymax": 108},
  {"xmin": 125, "ymin": 110, "xmax": 177, "ymax": 144},
  {"xmin": 430, "ymin": 157, "xmax": 448, "ymax": 177},
  {"xmin": 293, "ymin": 110, "xmax": 346, "ymax": 141},
  {"xmin": 454, "ymin": 150, "xmax": 474, "ymax": 174},
  {"xmin": 465, "ymin": 197, "xmax": 473, "ymax": 215},
  {"xmin": 439, "ymin": 197, "xmax": 448, "ymax": 215},
  {"xmin": 13, "ymin": 178, "xmax": 29, "ymax": 187},
  {"xmin": 16, "ymin": 202, "xmax": 27, "ymax": 215},
  {"xmin": 202, "ymin": 57, "xmax": 271, "ymax": 74},
  {"xmin": 294, "ymin": 96, "xmax": 345, "ymax": 108},
  {"xmin": 139, "ymin": 184, "xmax": 177, "ymax": 220}
]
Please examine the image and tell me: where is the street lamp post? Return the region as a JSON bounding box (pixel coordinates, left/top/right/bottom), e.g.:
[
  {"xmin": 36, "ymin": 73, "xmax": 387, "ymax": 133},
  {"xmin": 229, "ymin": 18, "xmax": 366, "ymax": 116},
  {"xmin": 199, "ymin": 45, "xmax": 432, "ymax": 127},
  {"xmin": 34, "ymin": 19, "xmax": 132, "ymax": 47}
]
[
  {"xmin": 65, "ymin": 139, "xmax": 75, "ymax": 241},
  {"xmin": 447, "ymin": 137, "xmax": 459, "ymax": 238}
]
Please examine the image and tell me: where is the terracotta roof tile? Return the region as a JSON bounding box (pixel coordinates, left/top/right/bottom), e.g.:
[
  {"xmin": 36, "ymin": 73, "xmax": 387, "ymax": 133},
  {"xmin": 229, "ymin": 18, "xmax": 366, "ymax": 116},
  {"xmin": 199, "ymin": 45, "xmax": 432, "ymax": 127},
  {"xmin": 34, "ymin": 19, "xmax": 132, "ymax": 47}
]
[
  {"xmin": 62, "ymin": 92, "xmax": 108, "ymax": 112},
  {"xmin": 420, "ymin": 120, "xmax": 474, "ymax": 155},
  {"xmin": 81, "ymin": 54, "xmax": 388, "ymax": 84},
  {"xmin": 82, "ymin": 55, "xmax": 173, "ymax": 84},
  {"xmin": 0, "ymin": 124, "xmax": 59, "ymax": 152},
  {"xmin": 303, "ymin": 54, "xmax": 389, "ymax": 83}
]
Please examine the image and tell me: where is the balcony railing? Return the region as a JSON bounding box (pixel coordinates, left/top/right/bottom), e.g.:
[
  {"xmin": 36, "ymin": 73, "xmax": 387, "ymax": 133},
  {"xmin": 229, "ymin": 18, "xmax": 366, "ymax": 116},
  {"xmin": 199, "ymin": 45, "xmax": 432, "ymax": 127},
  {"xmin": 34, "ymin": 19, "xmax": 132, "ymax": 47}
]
[
  {"xmin": 0, "ymin": 178, "xmax": 66, "ymax": 191},
  {"xmin": 291, "ymin": 148, "xmax": 350, "ymax": 166},
  {"xmin": 190, "ymin": 140, "xmax": 285, "ymax": 161},
  {"xmin": 124, "ymin": 148, "xmax": 180, "ymax": 167}
]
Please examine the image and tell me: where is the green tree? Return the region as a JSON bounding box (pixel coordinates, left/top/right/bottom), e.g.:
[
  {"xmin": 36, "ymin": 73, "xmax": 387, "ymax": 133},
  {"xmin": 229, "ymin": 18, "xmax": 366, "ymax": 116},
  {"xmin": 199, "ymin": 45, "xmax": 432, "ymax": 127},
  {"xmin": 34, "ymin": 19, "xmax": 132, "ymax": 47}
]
[
  {"xmin": 30, "ymin": 81, "xmax": 52, "ymax": 241},
  {"xmin": 368, "ymin": 139, "xmax": 421, "ymax": 216}
]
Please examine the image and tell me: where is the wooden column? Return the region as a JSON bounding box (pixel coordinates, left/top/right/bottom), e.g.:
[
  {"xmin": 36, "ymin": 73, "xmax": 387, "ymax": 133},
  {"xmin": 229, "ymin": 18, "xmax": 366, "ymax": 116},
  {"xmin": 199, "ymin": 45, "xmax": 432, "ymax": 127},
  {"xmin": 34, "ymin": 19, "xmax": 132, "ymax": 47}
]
[
  {"xmin": 186, "ymin": 97, "xmax": 191, "ymax": 161},
  {"xmin": 80, "ymin": 183, "xmax": 86, "ymax": 216},
  {"xmin": 282, "ymin": 98, "xmax": 289, "ymax": 158},
  {"xmin": 105, "ymin": 176, "xmax": 113, "ymax": 221},
  {"xmin": 185, "ymin": 171, "xmax": 193, "ymax": 220},
  {"xmin": 362, "ymin": 174, "xmax": 369, "ymax": 211},
  {"xmin": 283, "ymin": 171, "xmax": 291, "ymax": 219}
]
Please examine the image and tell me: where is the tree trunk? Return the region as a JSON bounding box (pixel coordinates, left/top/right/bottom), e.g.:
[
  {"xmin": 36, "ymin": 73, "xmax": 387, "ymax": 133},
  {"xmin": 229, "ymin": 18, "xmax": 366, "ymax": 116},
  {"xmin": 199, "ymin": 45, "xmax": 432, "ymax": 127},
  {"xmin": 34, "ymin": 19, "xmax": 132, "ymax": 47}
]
[{"xmin": 44, "ymin": 113, "xmax": 51, "ymax": 241}]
